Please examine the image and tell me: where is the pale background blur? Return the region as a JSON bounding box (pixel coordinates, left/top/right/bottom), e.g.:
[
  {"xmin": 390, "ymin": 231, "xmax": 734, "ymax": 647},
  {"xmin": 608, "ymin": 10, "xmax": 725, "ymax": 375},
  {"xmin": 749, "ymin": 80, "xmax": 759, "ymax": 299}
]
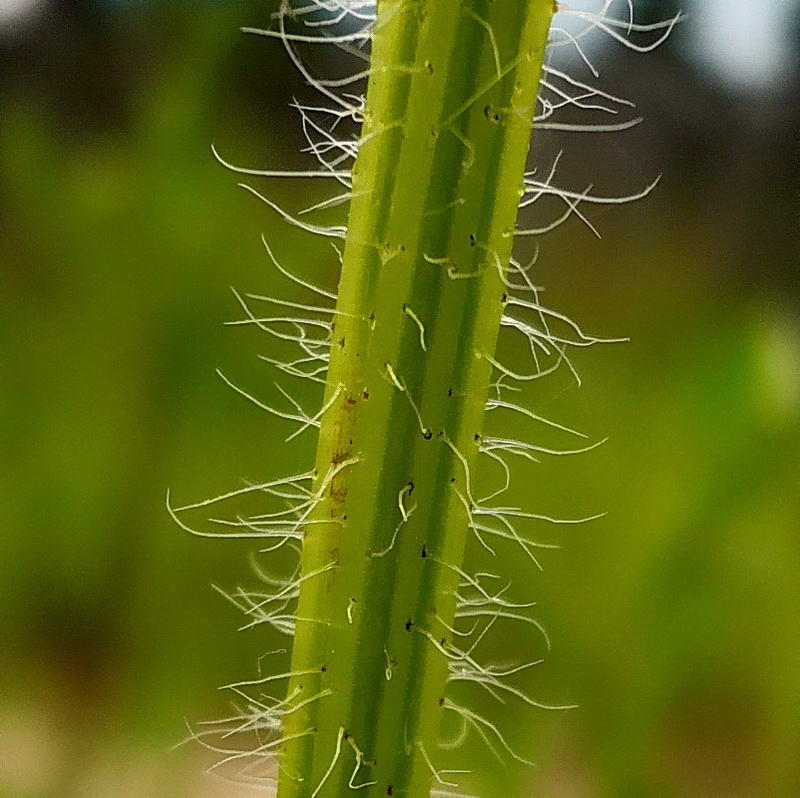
[{"xmin": 1, "ymin": 1, "xmax": 798, "ymax": 796}]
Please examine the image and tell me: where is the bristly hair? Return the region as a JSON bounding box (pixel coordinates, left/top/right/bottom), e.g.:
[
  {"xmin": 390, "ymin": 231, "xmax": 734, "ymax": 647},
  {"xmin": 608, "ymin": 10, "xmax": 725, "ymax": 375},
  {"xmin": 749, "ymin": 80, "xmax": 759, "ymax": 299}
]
[{"xmin": 170, "ymin": 1, "xmax": 680, "ymax": 792}]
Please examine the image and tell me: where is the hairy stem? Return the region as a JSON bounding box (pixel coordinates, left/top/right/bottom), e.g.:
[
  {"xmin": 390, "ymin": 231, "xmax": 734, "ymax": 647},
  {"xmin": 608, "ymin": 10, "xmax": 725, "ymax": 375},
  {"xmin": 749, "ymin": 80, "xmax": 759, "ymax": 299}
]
[{"xmin": 278, "ymin": 2, "xmax": 555, "ymax": 796}]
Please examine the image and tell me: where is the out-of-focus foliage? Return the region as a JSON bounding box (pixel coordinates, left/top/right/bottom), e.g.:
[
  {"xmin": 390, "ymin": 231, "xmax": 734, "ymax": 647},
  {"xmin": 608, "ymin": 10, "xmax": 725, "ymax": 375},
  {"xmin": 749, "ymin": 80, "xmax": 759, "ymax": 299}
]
[{"xmin": 1, "ymin": 2, "xmax": 798, "ymax": 796}]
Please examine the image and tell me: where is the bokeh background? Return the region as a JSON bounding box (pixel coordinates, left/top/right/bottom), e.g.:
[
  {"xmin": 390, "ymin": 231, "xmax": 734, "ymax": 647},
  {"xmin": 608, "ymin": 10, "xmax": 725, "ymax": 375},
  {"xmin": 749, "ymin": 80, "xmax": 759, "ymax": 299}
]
[{"xmin": 1, "ymin": 1, "xmax": 798, "ymax": 796}]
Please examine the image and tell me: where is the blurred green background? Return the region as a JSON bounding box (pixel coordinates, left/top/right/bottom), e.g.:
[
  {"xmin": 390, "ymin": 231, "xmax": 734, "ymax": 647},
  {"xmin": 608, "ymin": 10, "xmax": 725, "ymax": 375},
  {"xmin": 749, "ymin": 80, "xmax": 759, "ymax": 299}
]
[{"xmin": 1, "ymin": 1, "xmax": 798, "ymax": 796}]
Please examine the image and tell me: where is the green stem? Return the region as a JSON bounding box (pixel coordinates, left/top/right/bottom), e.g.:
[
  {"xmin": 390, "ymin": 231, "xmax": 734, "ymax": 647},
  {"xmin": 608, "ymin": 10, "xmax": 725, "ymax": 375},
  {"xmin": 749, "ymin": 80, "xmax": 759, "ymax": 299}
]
[{"xmin": 279, "ymin": 2, "xmax": 554, "ymax": 796}]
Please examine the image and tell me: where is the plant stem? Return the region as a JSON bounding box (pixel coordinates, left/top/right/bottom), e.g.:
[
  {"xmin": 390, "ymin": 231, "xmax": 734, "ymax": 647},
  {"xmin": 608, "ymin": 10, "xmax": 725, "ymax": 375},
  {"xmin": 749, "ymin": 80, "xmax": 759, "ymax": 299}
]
[{"xmin": 278, "ymin": 2, "xmax": 555, "ymax": 796}]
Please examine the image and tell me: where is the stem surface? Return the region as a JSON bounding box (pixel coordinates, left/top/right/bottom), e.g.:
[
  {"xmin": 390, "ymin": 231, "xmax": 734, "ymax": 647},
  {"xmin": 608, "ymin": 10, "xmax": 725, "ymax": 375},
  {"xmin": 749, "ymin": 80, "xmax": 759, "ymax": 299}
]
[{"xmin": 279, "ymin": 3, "xmax": 554, "ymax": 796}]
